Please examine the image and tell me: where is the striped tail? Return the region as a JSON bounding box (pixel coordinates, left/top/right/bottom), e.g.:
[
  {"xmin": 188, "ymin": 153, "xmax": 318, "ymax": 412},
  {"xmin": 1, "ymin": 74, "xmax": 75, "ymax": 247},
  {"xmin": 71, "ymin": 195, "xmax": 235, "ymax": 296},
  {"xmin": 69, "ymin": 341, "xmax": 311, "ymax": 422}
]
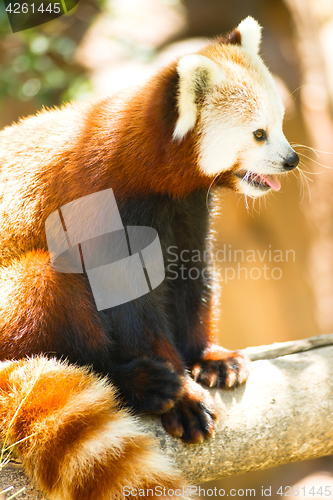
[{"xmin": 0, "ymin": 357, "xmax": 191, "ymax": 500}]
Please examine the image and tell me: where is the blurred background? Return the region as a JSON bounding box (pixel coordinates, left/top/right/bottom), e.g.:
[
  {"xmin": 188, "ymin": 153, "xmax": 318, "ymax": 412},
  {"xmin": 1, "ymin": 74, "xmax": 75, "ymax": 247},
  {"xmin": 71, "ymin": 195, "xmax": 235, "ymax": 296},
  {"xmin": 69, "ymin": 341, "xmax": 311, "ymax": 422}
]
[{"xmin": 1, "ymin": 0, "xmax": 333, "ymax": 497}]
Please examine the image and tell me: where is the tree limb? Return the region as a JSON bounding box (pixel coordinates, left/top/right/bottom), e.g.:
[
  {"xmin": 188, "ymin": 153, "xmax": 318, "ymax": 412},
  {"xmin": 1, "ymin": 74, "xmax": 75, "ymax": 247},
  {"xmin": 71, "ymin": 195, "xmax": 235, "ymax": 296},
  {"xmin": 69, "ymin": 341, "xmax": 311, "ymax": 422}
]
[
  {"xmin": 142, "ymin": 336, "xmax": 333, "ymax": 483},
  {"xmin": 243, "ymin": 333, "xmax": 333, "ymax": 361}
]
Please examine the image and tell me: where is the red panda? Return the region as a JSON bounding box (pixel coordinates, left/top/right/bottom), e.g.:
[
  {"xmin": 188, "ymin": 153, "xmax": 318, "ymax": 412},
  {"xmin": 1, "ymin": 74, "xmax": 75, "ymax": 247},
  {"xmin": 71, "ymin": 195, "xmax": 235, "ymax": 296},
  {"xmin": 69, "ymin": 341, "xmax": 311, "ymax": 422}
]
[{"xmin": 0, "ymin": 17, "xmax": 298, "ymax": 500}]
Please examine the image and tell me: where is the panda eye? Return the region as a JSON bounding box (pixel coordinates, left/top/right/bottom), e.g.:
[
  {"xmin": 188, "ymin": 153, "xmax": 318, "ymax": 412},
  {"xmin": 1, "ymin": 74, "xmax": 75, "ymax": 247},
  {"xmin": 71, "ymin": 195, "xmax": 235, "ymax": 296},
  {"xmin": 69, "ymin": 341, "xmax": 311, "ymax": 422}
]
[{"xmin": 253, "ymin": 129, "xmax": 267, "ymax": 142}]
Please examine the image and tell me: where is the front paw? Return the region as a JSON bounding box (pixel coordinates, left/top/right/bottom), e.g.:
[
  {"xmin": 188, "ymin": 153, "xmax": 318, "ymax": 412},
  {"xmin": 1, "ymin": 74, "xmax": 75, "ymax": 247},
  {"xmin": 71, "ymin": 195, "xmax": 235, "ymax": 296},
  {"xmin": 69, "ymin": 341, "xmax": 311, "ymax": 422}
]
[
  {"xmin": 191, "ymin": 345, "xmax": 250, "ymax": 389},
  {"xmin": 111, "ymin": 358, "xmax": 184, "ymax": 414},
  {"xmin": 161, "ymin": 377, "xmax": 218, "ymax": 444}
]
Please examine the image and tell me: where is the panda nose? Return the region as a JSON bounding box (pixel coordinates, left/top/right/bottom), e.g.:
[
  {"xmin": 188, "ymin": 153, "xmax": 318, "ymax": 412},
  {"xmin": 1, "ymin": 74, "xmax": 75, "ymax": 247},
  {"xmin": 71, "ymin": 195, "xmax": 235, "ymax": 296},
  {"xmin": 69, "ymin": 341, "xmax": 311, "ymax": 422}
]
[{"xmin": 283, "ymin": 151, "xmax": 299, "ymax": 171}]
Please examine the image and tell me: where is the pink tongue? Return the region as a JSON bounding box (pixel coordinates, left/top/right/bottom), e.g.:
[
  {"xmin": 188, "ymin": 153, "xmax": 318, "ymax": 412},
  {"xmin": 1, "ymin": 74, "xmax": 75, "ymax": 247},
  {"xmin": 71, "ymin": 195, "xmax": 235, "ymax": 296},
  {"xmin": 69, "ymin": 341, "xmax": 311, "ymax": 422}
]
[{"xmin": 260, "ymin": 174, "xmax": 281, "ymax": 191}]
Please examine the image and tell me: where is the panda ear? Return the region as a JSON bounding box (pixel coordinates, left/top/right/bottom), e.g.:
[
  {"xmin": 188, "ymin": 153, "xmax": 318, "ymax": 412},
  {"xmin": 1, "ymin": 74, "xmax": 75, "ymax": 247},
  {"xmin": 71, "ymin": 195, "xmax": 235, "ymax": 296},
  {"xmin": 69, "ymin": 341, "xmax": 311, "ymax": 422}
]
[
  {"xmin": 237, "ymin": 16, "xmax": 262, "ymax": 56},
  {"xmin": 173, "ymin": 54, "xmax": 224, "ymax": 141}
]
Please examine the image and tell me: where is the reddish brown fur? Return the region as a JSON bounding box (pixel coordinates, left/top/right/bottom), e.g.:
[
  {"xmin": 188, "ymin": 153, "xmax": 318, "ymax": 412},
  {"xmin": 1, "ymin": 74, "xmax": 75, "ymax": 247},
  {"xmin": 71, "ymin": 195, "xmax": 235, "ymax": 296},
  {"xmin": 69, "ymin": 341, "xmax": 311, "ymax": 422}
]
[
  {"xmin": 151, "ymin": 337, "xmax": 186, "ymax": 373},
  {"xmin": 0, "ymin": 45, "xmax": 243, "ymax": 267},
  {"xmin": 0, "ymin": 64, "xmax": 207, "ymax": 267},
  {"xmin": 0, "ymin": 250, "xmax": 111, "ymax": 360},
  {"xmin": 216, "ymin": 27, "xmax": 242, "ymax": 47}
]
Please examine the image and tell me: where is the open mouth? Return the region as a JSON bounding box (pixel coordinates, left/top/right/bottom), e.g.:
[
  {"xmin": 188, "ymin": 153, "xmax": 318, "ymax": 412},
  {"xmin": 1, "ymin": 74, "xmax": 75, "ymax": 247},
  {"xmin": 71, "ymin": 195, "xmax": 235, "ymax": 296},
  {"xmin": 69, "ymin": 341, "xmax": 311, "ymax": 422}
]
[{"xmin": 234, "ymin": 170, "xmax": 281, "ymax": 192}]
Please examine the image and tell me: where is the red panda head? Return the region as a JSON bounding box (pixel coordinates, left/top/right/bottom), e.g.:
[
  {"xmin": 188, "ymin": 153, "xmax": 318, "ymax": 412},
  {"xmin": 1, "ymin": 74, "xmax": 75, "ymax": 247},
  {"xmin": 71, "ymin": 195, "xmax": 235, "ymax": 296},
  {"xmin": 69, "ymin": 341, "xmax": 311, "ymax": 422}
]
[{"xmin": 173, "ymin": 17, "xmax": 299, "ymax": 198}]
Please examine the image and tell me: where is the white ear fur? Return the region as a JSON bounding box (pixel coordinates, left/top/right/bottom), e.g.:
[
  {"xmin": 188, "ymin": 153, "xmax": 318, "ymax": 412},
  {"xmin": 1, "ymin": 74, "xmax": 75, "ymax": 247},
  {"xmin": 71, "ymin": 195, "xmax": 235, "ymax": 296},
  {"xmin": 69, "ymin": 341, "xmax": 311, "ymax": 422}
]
[
  {"xmin": 173, "ymin": 54, "xmax": 224, "ymax": 141},
  {"xmin": 237, "ymin": 16, "xmax": 262, "ymax": 56}
]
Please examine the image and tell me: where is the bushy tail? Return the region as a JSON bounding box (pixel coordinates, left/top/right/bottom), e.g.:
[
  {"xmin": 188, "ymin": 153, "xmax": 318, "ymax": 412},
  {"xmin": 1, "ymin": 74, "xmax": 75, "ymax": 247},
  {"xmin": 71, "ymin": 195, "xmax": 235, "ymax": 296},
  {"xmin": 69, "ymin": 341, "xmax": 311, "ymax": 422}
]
[{"xmin": 0, "ymin": 357, "xmax": 190, "ymax": 500}]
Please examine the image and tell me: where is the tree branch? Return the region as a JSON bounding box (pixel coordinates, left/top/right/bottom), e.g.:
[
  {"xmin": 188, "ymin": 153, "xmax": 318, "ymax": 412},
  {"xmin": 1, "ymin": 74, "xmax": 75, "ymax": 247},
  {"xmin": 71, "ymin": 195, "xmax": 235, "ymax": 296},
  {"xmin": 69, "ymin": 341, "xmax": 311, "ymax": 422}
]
[
  {"xmin": 243, "ymin": 333, "xmax": 333, "ymax": 361},
  {"xmin": 142, "ymin": 335, "xmax": 333, "ymax": 482}
]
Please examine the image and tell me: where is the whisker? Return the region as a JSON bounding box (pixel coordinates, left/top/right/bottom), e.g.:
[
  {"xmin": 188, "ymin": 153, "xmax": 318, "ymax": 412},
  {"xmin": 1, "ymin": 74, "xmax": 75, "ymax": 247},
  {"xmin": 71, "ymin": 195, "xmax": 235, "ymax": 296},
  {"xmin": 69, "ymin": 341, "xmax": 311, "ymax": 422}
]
[
  {"xmin": 296, "ymin": 166, "xmax": 312, "ymax": 203},
  {"xmin": 293, "ymin": 167, "xmax": 305, "ymax": 203},
  {"xmin": 206, "ymin": 172, "xmax": 223, "ymax": 212},
  {"xmin": 291, "ymin": 143, "xmax": 333, "ymax": 157},
  {"xmin": 236, "ymin": 192, "xmax": 244, "ymax": 213},
  {"xmin": 295, "ymin": 152, "xmax": 331, "ymax": 170},
  {"xmin": 290, "ymin": 85, "xmax": 304, "ymax": 98},
  {"xmin": 296, "ymin": 154, "xmax": 327, "ymax": 174},
  {"xmin": 242, "ymin": 172, "xmax": 251, "ymax": 211},
  {"xmin": 292, "ymin": 143, "xmax": 333, "ymax": 171},
  {"xmin": 244, "ymin": 193, "xmax": 249, "ymax": 211},
  {"xmin": 291, "ymin": 143, "xmax": 320, "ymax": 158}
]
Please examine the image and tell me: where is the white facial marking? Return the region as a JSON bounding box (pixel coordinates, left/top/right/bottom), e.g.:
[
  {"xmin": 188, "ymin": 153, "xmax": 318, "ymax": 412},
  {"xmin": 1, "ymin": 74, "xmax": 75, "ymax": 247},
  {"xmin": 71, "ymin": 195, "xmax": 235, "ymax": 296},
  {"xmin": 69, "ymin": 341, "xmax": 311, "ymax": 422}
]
[
  {"xmin": 197, "ymin": 49, "xmax": 297, "ymax": 198},
  {"xmin": 173, "ymin": 54, "xmax": 224, "ymax": 141},
  {"xmin": 237, "ymin": 16, "xmax": 262, "ymax": 56},
  {"xmin": 198, "ymin": 118, "xmax": 245, "ymax": 176}
]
